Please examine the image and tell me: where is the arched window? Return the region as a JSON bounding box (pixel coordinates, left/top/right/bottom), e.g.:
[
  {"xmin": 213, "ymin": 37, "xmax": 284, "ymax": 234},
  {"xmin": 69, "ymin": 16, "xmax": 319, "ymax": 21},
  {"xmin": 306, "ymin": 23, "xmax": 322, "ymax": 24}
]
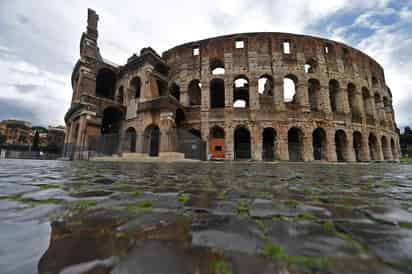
[
  {"xmin": 210, "ymin": 79, "xmax": 225, "ymax": 108},
  {"xmin": 288, "ymin": 127, "xmax": 303, "ymax": 161},
  {"xmin": 234, "ymin": 126, "xmax": 251, "ymax": 160},
  {"xmin": 372, "ymin": 76, "xmax": 378, "ymax": 88},
  {"xmin": 258, "ymin": 75, "xmax": 273, "ymax": 96},
  {"xmin": 210, "ymin": 59, "xmax": 225, "ymax": 75},
  {"xmin": 353, "ymin": 131, "xmax": 362, "ymax": 162},
  {"xmin": 188, "ymin": 80, "xmax": 201, "ymax": 106},
  {"xmin": 233, "ymin": 76, "xmax": 249, "ymax": 108},
  {"xmin": 369, "ymin": 133, "xmax": 378, "ymax": 160},
  {"xmin": 335, "ymin": 130, "xmax": 348, "ymax": 162},
  {"xmin": 308, "ymin": 79, "xmax": 320, "ymax": 111},
  {"xmin": 144, "ymin": 125, "xmax": 160, "ymax": 157},
  {"xmin": 381, "ymin": 136, "xmax": 391, "ymax": 160},
  {"xmin": 304, "ymin": 58, "xmax": 318, "ymax": 74},
  {"xmin": 329, "ymin": 79, "xmax": 340, "ymax": 113},
  {"xmin": 362, "ymin": 87, "xmax": 373, "ymax": 117},
  {"xmin": 130, "ymin": 77, "xmax": 141, "ymax": 99},
  {"xmin": 262, "ymin": 128, "xmax": 277, "ymax": 161},
  {"xmin": 169, "ymin": 83, "xmax": 180, "ymax": 102},
  {"xmin": 101, "ymin": 107, "xmax": 123, "ymax": 134},
  {"xmin": 347, "ymin": 83, "xmax": 356, "ymax": 113},
  {"xmin": 175, "ymin": 108, "xmax": 185, "ymax": 127},
  {"xmin": 96, "ymin": 68, "xmax": 116, "ymax": 99},
  {"xmin": 313, "ymin": 128, "xmax": 327, "ymax": 160},
  {"xmin": 284, "ymin": 75, "xmax": 298, "ymax": 103},
  {"xmin": 124, "ymin": 127, "xmax": 137, "ymax": 153}
]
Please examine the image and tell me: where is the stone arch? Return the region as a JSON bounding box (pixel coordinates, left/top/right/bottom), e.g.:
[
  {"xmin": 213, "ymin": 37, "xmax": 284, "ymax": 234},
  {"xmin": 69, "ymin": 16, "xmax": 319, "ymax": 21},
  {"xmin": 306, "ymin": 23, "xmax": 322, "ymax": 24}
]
[
  {"xmin": 258, "ymin": 74, "xmax": 274, "ymax": 96},
  {"xmin": 284, "ymin": 74, "xmax": 298, "ymax": 103},
  {"xmin": 262, "ymin": 127, "xmax": 277, "ymax": 161},
  {"xmin": 362, "ymin": 87, "xmax": 373, "ymax": 117},
  {"xmin": 101, "ymin": 107, "xmax": 123, "ymax": 134},
  {"xmin": 234, "ymin": 126, "xmax": 251, "ymax": 160},
  {"xmin": 188, "ymin": 80, "xmax": 201, "ymax": 106},
  {"xmin": 144, "ymin": 124, "xmax": 160, "ymax": 157},
  {"xmin": 335, "ymin": 129, "xmax": 348, "ymax": 162},
  {"xmin": 288, "ymin": 127, "xmax": 304, "ymax": 161},
  {"xmin": 210, "ymin": 78, "xmax": 225, "ymax": 108},
  {"xmin": 124, "ymin": 127, "xmax": 137, "ymax": 153},
  {"xmin": 368, "ymin": 133, "xmax": 378, "ymax": 160},
  {"xmin": 312, "ymin": 128, "xmax": 327, "ymax": 160},
  {"xmin": 209, "ymin": 126, "xmax": 225, "ymax": 160},
  {"xmin": 329, "ymin": 79, "xmax": 340, "ymax": 113},
  {"xmin": 210, "ymin": 58, "xmax": 225, "ymax": 75},
  {"xmin": 353, "ymin": 131, "xmax": 363, "ymax": 162},
  {"xmin": 308, "ymin": 79, "xmax": 321, "ymax": 111},
  {"xmin": 390, "ymin": 138, "xmax": 396, "ymax": 160},
  {"xmin": 169, "ymin": 83, "xmax": 181, "ymax": 102},
  {"xmin": 130, "ymin": 76, "xmax": 141, "ymax": 99},
  {"xmin": 347, "ymin": 83, "xmax": 359, "ymax": 117},
  {"xmin": 233, "ymin": 75, "xmax": 249, "ymax": 108},
  {"xmin": 304, "ymin": 58, "xmax": 318, "ymax": 73},
  {"xmin": 96, "ymin": 68, "xmax": 116, "ymax": 99},
  {"xmin": 175, "ymin": 108, "xmax": 185, "ymax": 127},
  {"xmin": 381, "ymin": 135, "xmax": 391, "ymax": 160}
]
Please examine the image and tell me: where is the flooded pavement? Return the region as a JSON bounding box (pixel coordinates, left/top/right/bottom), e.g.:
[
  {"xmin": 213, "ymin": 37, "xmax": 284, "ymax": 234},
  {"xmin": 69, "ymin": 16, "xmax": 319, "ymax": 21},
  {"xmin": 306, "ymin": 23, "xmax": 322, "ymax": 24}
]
[{"xmin": 1, "ymin": 159, "xmax": 412, "ymax": 274}]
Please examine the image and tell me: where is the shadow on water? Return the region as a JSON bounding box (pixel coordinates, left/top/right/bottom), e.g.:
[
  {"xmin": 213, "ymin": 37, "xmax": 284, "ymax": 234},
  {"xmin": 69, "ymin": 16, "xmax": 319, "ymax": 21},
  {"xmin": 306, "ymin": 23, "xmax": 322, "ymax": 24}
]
[{"xmin": 0, "ymin": 160, "xmax": 412, "ymax": 273}]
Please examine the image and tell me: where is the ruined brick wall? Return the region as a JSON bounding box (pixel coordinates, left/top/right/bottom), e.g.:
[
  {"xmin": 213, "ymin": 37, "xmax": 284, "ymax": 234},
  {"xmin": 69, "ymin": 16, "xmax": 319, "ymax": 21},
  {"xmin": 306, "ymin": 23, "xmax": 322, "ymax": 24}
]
[{"xmin": 162, "ymin": 32, "xmax": 400, "ymax": 161}]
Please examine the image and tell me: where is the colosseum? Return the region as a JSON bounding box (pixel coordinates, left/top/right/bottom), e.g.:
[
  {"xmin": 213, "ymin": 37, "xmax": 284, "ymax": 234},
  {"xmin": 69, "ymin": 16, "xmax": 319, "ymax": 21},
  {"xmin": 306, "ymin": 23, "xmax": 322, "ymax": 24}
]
[{"xmin": 64, "ymin": 9, "xmax": 400, "ymax": 162}]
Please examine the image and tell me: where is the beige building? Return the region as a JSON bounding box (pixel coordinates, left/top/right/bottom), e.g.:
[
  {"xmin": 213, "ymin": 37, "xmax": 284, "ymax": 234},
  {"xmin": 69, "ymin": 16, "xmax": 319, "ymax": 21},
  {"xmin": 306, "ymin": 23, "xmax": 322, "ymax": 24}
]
[
  {"xmin": 64, "ymin": 9, "xmax": 400, "ymax": 162},
  {"xmin": 0, "ymin": 120, "xmax": 32, "ymax": 146}
]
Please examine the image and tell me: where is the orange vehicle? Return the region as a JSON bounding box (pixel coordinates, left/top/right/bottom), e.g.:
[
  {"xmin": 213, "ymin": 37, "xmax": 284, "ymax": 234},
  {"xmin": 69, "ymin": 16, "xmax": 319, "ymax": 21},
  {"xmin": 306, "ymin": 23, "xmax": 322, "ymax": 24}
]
[{"xmin": 209, "ymin": 138, "xmax": 225, "ymax": 160}]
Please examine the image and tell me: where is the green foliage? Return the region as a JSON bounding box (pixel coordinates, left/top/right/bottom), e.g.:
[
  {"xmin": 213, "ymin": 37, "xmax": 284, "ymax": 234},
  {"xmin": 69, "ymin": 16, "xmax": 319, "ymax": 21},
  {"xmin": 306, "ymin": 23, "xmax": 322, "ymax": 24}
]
[
  {"xmin": 234, "ymin": 200, "xmax": 250, "ymax": 216},
  {"xmin": 263, "ymin": 243, "xmax": 288, "ymax": 260},
  {"xmin": 285, "ymin": 199, "xmax": 299, "ymax": 208},
  {"xmin": 214, "ymin": 259, "xmax": 232, "ymax": 274},
  {"xmin": 72, "ymin": 200, "xmax": 97, "ymax": 210},
  {"xmin": 126, "ymin": 201, "xmax": 153, "ymax": 214},
  {"xmin": 323, "ymin": 220, "xmax": 336, "ymax": 232},
  {"xmin": 178, "ymin": 194, "xmax": 190, "ymax": 204},
  {"xmin": 297, "ymin": 212, "xmax": 317, "ymax": 221},
  {"xmin": 0, "ymin": 195, "xmax": 59, "ymax": 206}
]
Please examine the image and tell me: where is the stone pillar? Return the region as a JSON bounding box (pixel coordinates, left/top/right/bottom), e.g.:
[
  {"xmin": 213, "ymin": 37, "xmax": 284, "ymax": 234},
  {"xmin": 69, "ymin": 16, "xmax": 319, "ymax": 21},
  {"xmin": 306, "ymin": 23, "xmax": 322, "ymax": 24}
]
[
  {"xmin": 326, "ymin": 129, "xmax": 337, "ymax": 162},
  {"xmin": 361, "ymin": 134, "xmax": 370, "ymax": 161},
  {"xmin": 249, "ymin": 78, "xmax": 259, "ymax": 111},
  {"xmin": 341, "ymin": 87, "xmax": 350, "ymax": 114},
  {"xmin": 346, "ymin": 132, "xmax": 356, "ymax": 162},
  {"xmin": 320, "ymin": 83, "xmax": 332, "ymax": 113},
  {"xmin": 297, "ymin": 82, "xmax": 310, "ymax": 113},
  {"xmin": 273, "ymin": 77, "xmax": 285, "ymax": 111},
  {"xmin": 225, "ymin": 76, "xmax": 233, "ymax": 109},
  {"xmin": 252, "ymin": 124, "xmax": 262, "ymax": 160},
  {"xmin": 278, "ymin": 126, "xmax": 289, "ymax": 161},
  {"xmin": 376, "ymin": 137, "xmax": 384, "ymax": 161},
  {"xmin": 159, "ymin": 112, "xmax": 177, "ymax": 153},
  {"xmin": 303, "ymin": 127, "xmax": 313, "ymax": 161},
  {"xmin": 225, "ymin": 125, "xmax": 234, "ymax": 160},
  {"xmin": 201, "ymin": 80, "xmax": 210, "ymax": 110}
]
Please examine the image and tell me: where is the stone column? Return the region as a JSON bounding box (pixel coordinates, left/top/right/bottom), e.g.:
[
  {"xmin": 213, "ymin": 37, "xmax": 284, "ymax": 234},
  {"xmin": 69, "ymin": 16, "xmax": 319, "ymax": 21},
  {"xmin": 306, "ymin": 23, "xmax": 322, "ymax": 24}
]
[
  {"xmin": 320, "ymin": 83, "xmax": 332, "ymax": 113},
  {"xmin": 346, "ymin": 132, "xmax": 356, "ymax": 162},
  {"xmin": 225, "ymin": 125, "xmax": 234, "ymax": 160},
  {"xmin": 252, "ymin": 124, "xmax": 262, "ymax": 161},
  {"xmin": 249, "ymin": 78, "xmax": 259, "ymax": 111},
  {"xmin": 303, "ymin": 127, "xmax": 313, "ymax": 161},
  {"xmin": 376, "ymin": 137, "xmax": 384, "ymax": 161},
  {"xmin": 361, "ymin": 133, "xmax": 370, "ymax": 161},
  {"xmin": 201, "ymin": 80, "xmax": 210, "ymax": 110},
  {"xmin": 225, "ymin": 76, "xmax": 233, "ymax": 109},
  {"xmin": 341, "ymin": 87, "xmax": 350, "ymax": 114},
  {"xmin": 278, "ymin": 126, "xmax": 289, "ymax": 161},
  {"xmin": 326, "ymin": 129, "xmax": 337, "ymax": 162},
  {"xmin": 297, "ymin": 82, "xmax": 310, "ymax": 112},
  {"xmin": 273, "ymin": 77, "xmax": 285, "ymax": 112}
]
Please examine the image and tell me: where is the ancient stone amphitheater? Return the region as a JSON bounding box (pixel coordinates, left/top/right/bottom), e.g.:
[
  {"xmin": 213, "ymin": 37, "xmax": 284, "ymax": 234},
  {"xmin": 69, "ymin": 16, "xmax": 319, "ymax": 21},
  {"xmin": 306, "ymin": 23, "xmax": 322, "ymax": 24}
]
[{"xmin": 64, "ymin": 9, "xmax": 400, "ymax": 162}]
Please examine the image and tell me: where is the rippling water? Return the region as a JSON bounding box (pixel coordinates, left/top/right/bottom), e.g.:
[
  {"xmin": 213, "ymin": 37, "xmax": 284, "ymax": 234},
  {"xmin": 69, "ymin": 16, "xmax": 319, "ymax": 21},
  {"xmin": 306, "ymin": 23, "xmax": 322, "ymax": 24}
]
[{"xmin": 0, "ymin": 159, "xmax": 412, "ymax": 274}]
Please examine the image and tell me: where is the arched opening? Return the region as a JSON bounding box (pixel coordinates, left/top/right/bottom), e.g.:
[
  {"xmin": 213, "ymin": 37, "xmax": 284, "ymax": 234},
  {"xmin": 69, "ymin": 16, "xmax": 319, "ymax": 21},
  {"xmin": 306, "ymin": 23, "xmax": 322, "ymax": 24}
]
[
  {"xmin": 189, "ymin": 129, "xmax": 201, "ymax": 138},
  {"xmin": 130, "ymin": 77, "xmax": 141, "ymax": 99},
  {"xmin": 329, "ymin": 79, "xmax": 340, "ymax": 113},
  {"xmin": 372, "ymin": 76, "xmax": 378, "ymax": 88},
  {"xmin": 157, "ymin": 79, "xmax": 168, "ymax": 97},
  {"xmin": 304, "ymin": 58, "xmax": 318, "ymax": 74},
  {"xmin": 101, "ymin": 107, "xmax": 123, "ymax": 134},
  {"xmin": 353, "ymin": 131, "xmax": 362, "ymax": 162},
  {"xmin": 188, "ymin": 80, "xmax": 202, "ymax": 106},
  {"xmin": 169, "ymin": 83, "xmax": 180, "ymax": 102},
  {"xmin": 335, "ymin": 130, "xmax": 348, "ymax": 162},
  {"xmin": 262, "ymin": 128, "xmax": 277, "ymax": 161},
  {"xmin": 144, "ymin": 125, "xmax": 160, "ymax": 157},
  {"xmin": 391, "ymin": 138, "xmax": 396, "ymax": 160},
  {"xmin": 258, "ymin": 75, "xmax": 274, "ymax": 96},
  {"xmin": 381, "ymin": 136, "xmax": 390, "ymax": 160},
  {"xmin": 210, "ymin": 79, "xmax": 225, "ymax": 108},
  {"xmin": 308, "ymin": 79, "xmax": 321, "ymax": 111},
  {"xmin": 312, "ymin": 128, "xmax": 327, "ymax": 160},
  {"xmin": 284, "ymin": 75, "xmax": 297, "ymax": 103},
  {"xmin": 175, "ymin": 108, "xmax": 185, "ymax": 127},
  {"xmin": 96, "ymin": 68, "xmax": 116, "ymax": 99},
  {"xmin": 234, "ymin": 127, "xmax": 251, "ymax": 160},
  {"xmin": 288, "ymin": 127, "xmax": 303, "ymax": 161},
  {"xmin": 125, "ymin": 127, "xmax": 137, "ymax": 153},
  {"xmin": 117, "ymin": 86, "xmax": 124, "ymax": 104},
  {"xmin": 368, "ymin": 133, "xmax": 378, "ymax": 160},
  {"xmin": 209, "ymin": 126, "xmax": 225, "ymax": 160},
  {"xmin": 233, "ymin": 76, "xmax": 249, "ymax": 108},
  {"xmin": 210, "ymin": 59, "xmax": 225, "ymax": 75}
]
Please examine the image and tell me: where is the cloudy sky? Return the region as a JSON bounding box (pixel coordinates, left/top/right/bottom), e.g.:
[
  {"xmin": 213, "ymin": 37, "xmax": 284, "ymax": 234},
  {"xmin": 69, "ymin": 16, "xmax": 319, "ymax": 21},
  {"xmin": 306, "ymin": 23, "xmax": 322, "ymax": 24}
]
[{"xmin": 0, "ymin": 0, "xmax": 411, "ymax": 128}]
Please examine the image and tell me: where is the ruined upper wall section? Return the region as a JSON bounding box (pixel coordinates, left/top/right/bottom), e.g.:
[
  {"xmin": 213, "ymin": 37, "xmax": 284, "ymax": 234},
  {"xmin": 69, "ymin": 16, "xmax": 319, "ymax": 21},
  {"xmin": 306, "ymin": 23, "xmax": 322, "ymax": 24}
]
[{"xmin": 162, "ymin": 32, "xmax": 388, "ymax": 96}]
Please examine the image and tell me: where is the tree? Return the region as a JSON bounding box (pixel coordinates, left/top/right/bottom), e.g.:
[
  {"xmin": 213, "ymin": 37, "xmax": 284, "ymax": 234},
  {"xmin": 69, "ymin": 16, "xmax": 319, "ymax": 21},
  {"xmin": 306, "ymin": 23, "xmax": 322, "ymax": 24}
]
[{"xmin": 32, "ymin": 131, "xmax": 40, "ymax": 151}]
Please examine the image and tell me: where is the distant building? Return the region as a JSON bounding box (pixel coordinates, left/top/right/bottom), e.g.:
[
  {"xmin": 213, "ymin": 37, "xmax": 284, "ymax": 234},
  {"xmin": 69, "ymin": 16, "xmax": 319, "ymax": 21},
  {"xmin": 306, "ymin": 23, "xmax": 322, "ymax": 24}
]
[
  {"xmin": 47, "ymin": 126, "xmax": 66, "ymax": 153},
  {"xmin": 0, "ymin": 120, "xmax": 33, "ymax": 146}
]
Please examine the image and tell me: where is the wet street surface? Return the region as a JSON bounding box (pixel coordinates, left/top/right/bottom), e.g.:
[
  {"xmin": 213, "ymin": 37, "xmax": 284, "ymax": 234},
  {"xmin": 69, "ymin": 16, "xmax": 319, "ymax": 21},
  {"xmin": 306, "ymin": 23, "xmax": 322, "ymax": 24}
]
[{"xmin": 1, "ymin": 159, "xmax": 412, "ymax": 274}]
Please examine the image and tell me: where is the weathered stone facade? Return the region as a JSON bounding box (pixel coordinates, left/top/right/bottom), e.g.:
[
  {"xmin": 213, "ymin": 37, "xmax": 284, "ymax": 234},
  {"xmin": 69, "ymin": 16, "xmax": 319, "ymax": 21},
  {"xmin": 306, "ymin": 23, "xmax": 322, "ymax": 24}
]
[{"xmin": 64, "ymin": 9, "xmax": 400, "ymax": 162}]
